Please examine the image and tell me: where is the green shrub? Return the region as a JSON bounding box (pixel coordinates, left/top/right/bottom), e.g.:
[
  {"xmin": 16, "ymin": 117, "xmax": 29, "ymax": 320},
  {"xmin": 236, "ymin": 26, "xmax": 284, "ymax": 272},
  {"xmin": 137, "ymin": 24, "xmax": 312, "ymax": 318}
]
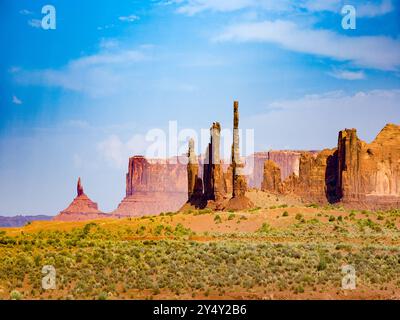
[
  {"xmin": 257, "ymin": 223, "xmax": 271, "ymax": 234},
  {"xmin": 10, "ymin": 290, "xmax": 23, "ymax": 300},
  {"xmin": 98, "ymin": 292, "xmax": 108, "ymax": 300},
  {"xmin": 214, "ymin": 215, "xmax": 222, "ymax": 224},
  {"xmin": 317, "ymin": 257, "xmax": 327, "ymax": 271}
]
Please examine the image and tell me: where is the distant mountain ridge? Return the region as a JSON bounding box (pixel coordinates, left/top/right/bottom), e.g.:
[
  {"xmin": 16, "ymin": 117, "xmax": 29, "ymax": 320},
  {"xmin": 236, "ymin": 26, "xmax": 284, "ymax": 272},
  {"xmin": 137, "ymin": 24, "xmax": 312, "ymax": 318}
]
[{"xmin": 0, "ymin": 215, "xmax": 52, "ymax": 227}]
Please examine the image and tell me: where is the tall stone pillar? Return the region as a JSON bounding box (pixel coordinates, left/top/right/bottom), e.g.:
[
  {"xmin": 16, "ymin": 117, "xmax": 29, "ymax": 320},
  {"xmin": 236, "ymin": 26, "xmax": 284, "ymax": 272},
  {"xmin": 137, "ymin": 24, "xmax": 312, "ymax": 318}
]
[
  {"xmin": 226, "ymin": 101, "xmax": 254, "ymax": 211},
  {"xmin": 187, "ymin": 138, "xmax": 199, "ymax": 200},
  {"xmin": 211, "ymin": 122, "xmax": 225, "ymax": 201},
  {"xmin": 203, "ymin": 143, "xmax": 212, "ymax": 199},
  {"xmin": 337, "ymin": 129, "xmax": 362, "ymax": 201},
  {"xmin": 232, "ymin": 101, "xmax": 247, "ymax": 198},
  {"xmin": 77, "ymin": 177, "xmax": 84, "ymax": 197}
]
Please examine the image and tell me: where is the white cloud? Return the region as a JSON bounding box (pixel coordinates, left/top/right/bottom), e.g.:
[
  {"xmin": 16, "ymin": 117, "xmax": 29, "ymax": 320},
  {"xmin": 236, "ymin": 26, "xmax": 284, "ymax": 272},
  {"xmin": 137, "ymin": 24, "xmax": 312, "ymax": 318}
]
[
  {"xmin": 12, "ymin": 95, "xmax": 22, "ymax": 105},
  {"xmin": 119, "ymin": 14, "xmax": 140, "ymax": 22},
  {"xmin": 97, "ymin": 24, "xmax": 115, "ymax": 31},
  {"xmin": 172, "ymin": 0, "xmax": 394, "ymax": 17},
  {"xmin": 214, "ymin": 20, "xmax": 400, "ymax": 71},
  {"xmin": 357, "ymin": 0, "xmax": 394, "ymax": 17},
  {"xmin": 174, "ymin": 0, "xmax": 293, "ymax": 15},
  {"xmin": 268, "ymin": 89, "xmax": 400, "ymax": 110},
  {"xmin": 244, "ymin": 89, "xmax": 400, "ymax": 150},
  {"xmin": 99, "ymin": 38, "xmax": 120, "ymax": 49},
  {"xmin": 302, "ymin": 0, "xmax": 394, "ymax": 17},
  {"xmin": 28, "ymin": 19, "xmax": 41, "ymax": 28},
  {"xmin": 97, "ymin": 134, "xmax": 149, "ymax": 169},
  {"xmin": 13, "ymin": 46, "xmax": 150, "ymax": 97},
  {"xmin": 20, "ymin": 9, "xmax": 34, "ymax": 15},
  {"xmin": 329, "ymin": 69, "xmax": 366, "ymax": 80}
]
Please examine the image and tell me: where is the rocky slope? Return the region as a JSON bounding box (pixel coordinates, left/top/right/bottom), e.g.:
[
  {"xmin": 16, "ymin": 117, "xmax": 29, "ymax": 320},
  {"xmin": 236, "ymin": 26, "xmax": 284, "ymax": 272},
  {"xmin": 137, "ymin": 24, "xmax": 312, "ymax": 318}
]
[{"xmin": 54, "ymin": 178, "xmax": 109, "ymax": 221}]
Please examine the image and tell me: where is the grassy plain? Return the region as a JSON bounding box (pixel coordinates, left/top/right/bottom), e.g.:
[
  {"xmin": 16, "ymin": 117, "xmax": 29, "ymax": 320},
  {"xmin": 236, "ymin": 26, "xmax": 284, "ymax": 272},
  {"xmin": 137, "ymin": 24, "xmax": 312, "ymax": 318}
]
[{"xmin": 1, "ymin": 191, "xmax": 400, "ymax": 300}]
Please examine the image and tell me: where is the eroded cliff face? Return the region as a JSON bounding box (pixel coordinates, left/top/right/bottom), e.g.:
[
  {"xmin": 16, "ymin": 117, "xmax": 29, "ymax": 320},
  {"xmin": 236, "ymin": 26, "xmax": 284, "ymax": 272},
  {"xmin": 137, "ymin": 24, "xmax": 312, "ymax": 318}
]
[
  {"xmin": 262, "ymin": 124, "xmax": 400, "ymax": 209},
  {"xmin": 261, "ymin": 160, "xmax": 282, "ymax": 193},
  {"xmin": 54, "ymin": 178, "xmax": 108, "ymax": 221},
  {"xmin": 338, "ymin": 124, "xmax": 400, "ymax": 208},
  {"xmin": 248, "ymin": 151, "xmax": 317, "ymax": 189},
  {"xmin": 113, "ymin": 156, "xmax": 188, "ymax": 216}
]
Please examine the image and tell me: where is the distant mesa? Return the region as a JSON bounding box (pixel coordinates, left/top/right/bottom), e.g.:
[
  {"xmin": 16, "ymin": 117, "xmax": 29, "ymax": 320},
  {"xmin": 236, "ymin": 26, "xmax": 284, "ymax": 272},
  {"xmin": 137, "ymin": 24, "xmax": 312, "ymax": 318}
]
[
  {"xmin": 112, "ymin": 156, "xmax": 188, "ymax": 217},
  {"xmin": 0, "ymin": 215, "xmax": 52, "ymax": 228},
  {"xmin": 53, "ymin": 104, "xmax": 399, "ymax": 221},
  {"xmin": 53, "ymin": 178, "xmax": 109, "ymax": 221},
  {"xmin": 262, "ymin": 123, "xmax": 400, "ymax": 210}
]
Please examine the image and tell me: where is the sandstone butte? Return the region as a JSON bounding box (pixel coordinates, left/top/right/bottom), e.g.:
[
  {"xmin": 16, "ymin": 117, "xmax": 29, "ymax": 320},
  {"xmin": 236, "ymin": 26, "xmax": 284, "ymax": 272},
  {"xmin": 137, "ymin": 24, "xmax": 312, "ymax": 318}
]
[
  {"xmin": 54, "ymin": 113, "xmax": 399, "ymax": 220},
  {"xmin": 262, "ymin": 123, "xmax": 400, "ymax": 210},
  {"xmin": 54, "ymin": 178, "xmax": 108, "ymax": 221},
  {"xmin": 112, "ymin": 155, "xmax": 188, "ymax": 217}
]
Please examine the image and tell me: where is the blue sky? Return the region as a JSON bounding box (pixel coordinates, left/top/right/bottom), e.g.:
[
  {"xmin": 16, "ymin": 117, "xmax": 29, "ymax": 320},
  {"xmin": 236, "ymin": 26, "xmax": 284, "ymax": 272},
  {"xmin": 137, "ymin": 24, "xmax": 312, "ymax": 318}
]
[{"xmin": 0, "ymin": 0, "xmax": 399, "ymax": 215}]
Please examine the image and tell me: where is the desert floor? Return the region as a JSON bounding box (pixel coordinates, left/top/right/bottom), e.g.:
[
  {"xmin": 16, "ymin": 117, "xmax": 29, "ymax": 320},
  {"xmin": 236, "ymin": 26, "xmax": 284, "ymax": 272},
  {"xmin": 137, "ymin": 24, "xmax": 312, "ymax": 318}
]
[{"xmin": 1, "ymin": 190, "xmax": 399, "ymax": 300}]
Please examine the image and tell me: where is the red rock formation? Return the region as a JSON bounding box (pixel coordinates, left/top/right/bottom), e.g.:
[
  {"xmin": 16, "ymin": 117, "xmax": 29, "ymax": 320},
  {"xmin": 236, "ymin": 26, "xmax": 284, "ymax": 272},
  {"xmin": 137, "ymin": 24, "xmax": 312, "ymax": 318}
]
[
  {"xmin": 54, "ymin": 178, "xmax": 108, "ymax": 221},
  {"xmin": 261, "ymin": 160, "xmax": 282, "ymax": 193},
  {"xmin": 113, "ymin": 156, "xmax": 188, "ymax": 216},
  {"xmin": 270, "ymin": 124, "xmax": 400, "ymax": 209},
  {"xmin": 248, "ymin": 151, "xmax": 318, "ymax": 189},
  {"xmin": 77, "ymin": 177, "xmax": 84, "ymax": 196},
  {"xmin": 297, "ymin": 149, "xmax": 337, "ymax": 202},
  {"xmin": 226, "ymin": 101, "xmax": 254, "ymax": 211},
  {"xmin": 337, "ymin": 124, "xmax": 400, "ymax": 208}
]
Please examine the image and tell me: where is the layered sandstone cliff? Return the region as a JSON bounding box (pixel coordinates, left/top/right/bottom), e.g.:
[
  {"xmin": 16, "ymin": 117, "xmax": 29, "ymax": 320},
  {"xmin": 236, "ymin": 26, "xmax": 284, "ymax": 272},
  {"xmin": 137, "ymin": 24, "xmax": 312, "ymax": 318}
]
[
  {"xmin": 337, "ymin": 124, "xmax": 400, "ymax": 208},
  {"xmin": 248, "ymin": 151, "xmax": 318, "ymax": 189},
  {"xmin": 113, "ymin": 156, "xmax": 188, "ymax": 216},
  {"xmin": 54, "ymin": 178, "xmax": 108, "ymax": 221},
  {"xmin": 261, "ymin": 160, "xmax": 282, "ymax": 194},
  {"xmin": 262, "ymin": 124, "xmax": 400, "ymax": 209}
]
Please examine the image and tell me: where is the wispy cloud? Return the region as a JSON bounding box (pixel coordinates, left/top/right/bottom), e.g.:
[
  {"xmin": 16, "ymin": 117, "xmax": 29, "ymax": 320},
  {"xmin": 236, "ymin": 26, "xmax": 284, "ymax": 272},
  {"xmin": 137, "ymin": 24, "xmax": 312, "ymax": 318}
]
[
  {"xmin": 19, "ymin": 9, "xmax": 34, "ymax": 15},
  {"xmin": 244, "ymin": 89, "xmax": 400, "ymax": 149},
  {"xmin": 97, "ymin": 134, "xmax": 149, "ymax": 169},
  {"xmin": 172, "ymin": 0, "xmax": 394, "ymax": 17},
  {"xmin": 28, "ymin": 19, "xmax": 41, "ymax": 28},
  {"xmin": 357, "ymin": 0, "xmax": 394, "ymax": 17},
  {"xmin": 214, "ymin": 20, "xmax": 400, "ymax": 71},
  {"xmin": 12, "ymin": 95, "xmax": 22, "ymax": 105},
  {"xmin": 329, "ymin": 69, "xmax": 366, "ymax": 80},
  {"xmin": 97, "ymin": 24, "xmax": 115, "ymax": 31},
  {"xmin": 118, "ymin": 14, "xmax": 140, "ymax": 22},
  {"xmin": 174, "ymin": 0, "xmax": 292, "ymax": 15},
  {"xmin": 301, "ymin": 0, "xmax": 394, "ymax": 17},
  {"xmin": 13, "ymin": 45, "xmax": 151, "ymax": 97},
  {"xmin": 268, "ymin": 89, "xmax": 400, "ymax": 111}
]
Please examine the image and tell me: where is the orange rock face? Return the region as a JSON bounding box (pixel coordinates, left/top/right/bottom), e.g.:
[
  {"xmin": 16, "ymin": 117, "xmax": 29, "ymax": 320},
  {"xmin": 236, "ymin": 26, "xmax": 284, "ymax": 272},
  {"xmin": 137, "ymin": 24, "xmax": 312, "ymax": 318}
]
[
  {"xmin": 263, "ymin": 124, "xmax": 400, "ymax": 209},
  {"xmin": 261, "ymin": 160, "xmax": 282, "ymax": 193},
  {"xmin": 54, "ymin": 178, "xmax": 108, "ymax": 221},
  {"xmin": 113, "ymin": 156, "xmax": 188, "ymax": 217},
  {"xmin": 248, "ymin": 151, "xmax": 318, "ymax": 189},
  {"xmin": 337, "ymin": 124, "xmax": 400, "ymax": 208}
]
